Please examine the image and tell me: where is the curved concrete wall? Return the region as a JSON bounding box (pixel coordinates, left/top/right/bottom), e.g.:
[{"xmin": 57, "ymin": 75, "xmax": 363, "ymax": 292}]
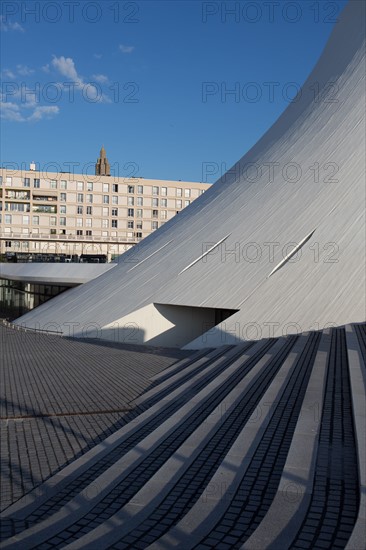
[{"xmin": 15, "ymin": 0, "xmax": 366, "ymax": 348}]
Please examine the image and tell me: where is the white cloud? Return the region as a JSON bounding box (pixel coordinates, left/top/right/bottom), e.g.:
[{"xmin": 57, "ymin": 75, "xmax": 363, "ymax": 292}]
[
  {"xmin": 0, "ymin": 16, "xmax": 24, "ymax": 32},
  {"xmin": 119, "ymin": 44, "xmax": 134, "ymax": 54},
  {"xmin": 51, "ymin": 55, "xmax": 84, "ymax": 86},
  {"xmin": 21, "ymin": 89, "xmax": 39, "ymax": 108},
  {"xmin": 17, "ymin": 64, "xmax": 35, "ymax": 76},
  {"xmin": 0, "ymin": 101, "xmax": 24, "ymax": 121},
  {"xmin": 41, "ymin": 64, "xmax": 51, "ymax": 73},
  {"xmin": 51, "ymin": 56, "xmax": 112, "ymax": 103},
  {"xmin": 27, "ymin": 106, "xmax": 59, "ymax": 122},
  {"xmin": 92, "ymin": 74, "xmax": 109, "ymax": 84},
  {"xmin": 94, "ymin": 53, "xmax": 102, "ymax": 59},
  {"xmin": 2, "ymin": 69, "xmax": 16, "ymax": 79},
  {"xmin": 0, "ymin": 101, "xmax": 60, "ymax": 122}
]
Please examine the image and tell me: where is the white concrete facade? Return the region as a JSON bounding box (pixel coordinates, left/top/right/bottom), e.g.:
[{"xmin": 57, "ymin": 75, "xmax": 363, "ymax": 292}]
[{"xmin": 14, "ymin": 1, "xmax": 366, "ymax": 348}]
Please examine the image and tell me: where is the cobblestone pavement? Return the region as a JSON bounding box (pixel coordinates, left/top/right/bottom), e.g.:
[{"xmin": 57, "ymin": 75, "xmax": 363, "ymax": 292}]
[
  {"xmin": 0, "ymin": 323, "xmax": 364, "ymax": 550},
  {"xmin": 0, "ymin": 323, "xmax": 189, "ymax": 512}
]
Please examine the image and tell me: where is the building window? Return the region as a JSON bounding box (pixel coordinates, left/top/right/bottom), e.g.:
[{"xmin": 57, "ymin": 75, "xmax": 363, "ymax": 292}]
[
  {"xmin": 86, "ymin": 218, "xmax": 92, "ymax": 227},
  {"xmin": 87, "ymin": 182, "xmax": 93, "ymax": 191},
  {"xmin": 77, "ymin": 206, "xmax": 83, "ymax": 214},
  {"xmin": 50, "ymin": 180, "xmax": 57, "ymax": 189},
  {"xmin": 103, "ymin": 195, "xmax": 109, "ymax": 204},
  {"xmin": 60, "ymin": 205, "xmax": 66, "ymax": 214},
  {"xmin": 5, "ymin": 214, "xmax": 12, "ymax": 224},
  {"xmin": 152, "ymin": 209, "xmax": 158, "ymax": 218},
  {"xmin": 128, "ymin": 221, "xmax": 134, "ymax": 229},
  {"xmin": 161, "ymin": 210, "xmax": 167, "ymax": 219},
  {"xmin": 76, "ymin": 218, "xmax": 83, "ymax": 227},
  {"xmin": 50, "ymin": 216, "xmax": 57, "ymax": 226},
  {"xmin": 77, "ymin": 181, "xmax": 83, "ymax": 191},
  {"xmin": 152, "ymin": 186, "xmax": 159, "ymax": 195},
  {"xmin": 136, "ymin": 209, "xmax": 142, "ymax": 218},
  {"xmin": 86, "ymin": 194, "xmax": 93, "ymax": 203},
  {"xmin": 60, "ymin": 180, "xmax": 67, "ymax": 190},
  {"xmin": 23, "ymin": 178, "xmax": 30, "ymax": 187},
  {"xmin": 102, "ymin": 207, "xmax": 109, "ymax": 216},
  {"xmin": 136, "ymin": 232, "xmax": 142, "ymax": 238},
  {"xmin": 136, "ymin": 221, "xmax": 142, "ymax": 229},
  {"xmin": 128, "ymin": 208, "xmax": 134, "ymax": 217},
  {"xmin": 161, "ymin": 198, "xmax": 167, "ymax": 207},
  {"xmin": 185, "ymin": 189, "xmax": 191, "ymax": 198},
  {"xmin": 176, "ymin": 188, "xmax": 182, "ymax": 197},
  {"xmin": 102, "ymin": 219, "xmax": 108, "ymax": 228},
  {"xmin": 33, "ymin": 178, "xmax": 40, "ymax": 188},
  {"xmin": 60, "ymin": 217, "xmax": 66, "ymax": 226},
  {"xmin": 103, "ymin": 183, "xmax": 109, "ymax": 193},
  {"xmin": 128, "ymin": 197, "xmax": 134, "ymax": 206},
  {"xmin": 86, "ymin": 230, "xmax": 92, "ymax": 236},
  {"xmin": 112, "ymin": 184, "xmax": 118, "ymax": 193},
  {"xmin": 152, "ymin": 221, "xmax": 158, "ymax": 230},
  {"xmin": 6, "ymin": 177, "xmax": 12, "ymax": 186},
  {"xmin": 137, "ymin": 197, "xmax": 143, "ymax": 206},
  {"xmin": 32, "ymin": 215, "xmax": 39, "ymax": 225},
  {"xmin": 152, "ymin": 198, "xmax": 159, "ymax": 207},
  {"xmin": 128, "ymin": 185, "xmax": 134, "ymax": 193},
  {"xmin": 112, "ymin": 208, "xmax": 118, "ymax": 216},
  {"xmin": 77, "ymin": 193, "xmax": 84, "ymax": 203},
  {"xmin": 23, "ymin": 215, "xmax": 30, "ymax": 224},
  {"xmin": 102, "ymin": 231, "xmax": 108, "ymax": 237},
  {"xmin": 86, "ymin": 206, "xmax": 92, "ymax": 215},
  {"xmin": 137, "ymin": 185, "xmax": 143, "ymax": 194},
  {"xmin": 176, "ymin": 199, "xmax": 182, "ymax": 209},
  {"xmin": 76, "ymin": 230, "xmax": 83, "ymax": 236},
  {"xmin": 112, "ymin": 219, "xmax": 118, "ymax": 228},
  {"xmin": 5, "ymin": 241, "xmax": 11, "ymax": 247},
  {"xmin": 161, "ymin": 187, "xmax": 167, "ymax": 196},
  {"xmin": 199, "ymin": 189, "xmax": 205, "ymax": 195},
  {"xmin": 185, "ymin": 200, "xmax": 190, "ymax": 207},
  {"xmin": 60, "ymin": 193, "xmax": 66, "ymax": 202},
  {"xmin": 50, "ymin": 229, "xmax": 57, "ymax": 235},
  {"xmin": 0, "ymin": 176, "xmax": 2, "ymax": 186},
  {"xmin": 112, "ymin": 195, "xmax": 118, "ymax": 205}
]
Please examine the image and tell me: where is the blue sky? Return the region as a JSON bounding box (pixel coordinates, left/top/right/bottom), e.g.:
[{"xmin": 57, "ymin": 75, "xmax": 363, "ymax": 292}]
[{"xmin": 1, "ymin": 0, "xmax": 348, "ymax": 183}]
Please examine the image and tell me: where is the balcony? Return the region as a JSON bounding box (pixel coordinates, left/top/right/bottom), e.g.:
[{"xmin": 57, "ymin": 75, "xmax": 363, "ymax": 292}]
[
  {"xmin": 32, "ymin": 205, "xmax": 57, "ymax": 214},
  {"xmin": 5, "ymin": 192, "xmax": 30, "ymax": 200},
  {"xmin": 4, "ymin": 203, "xmax": 31, "ymax": 212},
  {"xmin": 32, "ymin": 195, "xmax": 58, "ymax": 202}
]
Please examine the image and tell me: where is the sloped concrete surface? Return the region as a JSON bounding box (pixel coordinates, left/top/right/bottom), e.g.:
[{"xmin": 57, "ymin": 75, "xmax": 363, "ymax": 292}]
[{"xmin": 13, "ymin": 0, "xmax": 366, "ymax": 348}]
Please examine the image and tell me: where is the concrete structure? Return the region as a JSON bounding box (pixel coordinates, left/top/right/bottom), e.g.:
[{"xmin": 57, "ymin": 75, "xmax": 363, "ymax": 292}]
[
  {"xmin": 0, "ymin": 162, "xmax": 210, "ymax": 260},
  {"xmin": 14, "ymin": 0, "xmax": 365, "ymax": 348},
  {"xmin": 0, "ymin": 262, "xmax": 114, "ymax": 286}
]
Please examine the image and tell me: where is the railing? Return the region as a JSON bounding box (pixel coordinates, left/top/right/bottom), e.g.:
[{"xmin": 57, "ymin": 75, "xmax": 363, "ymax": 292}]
[
  {"xmin": 0, "ymin": 231, "xmax": 141, "ymax": 243},
  {"xmin": 2, "ymin": 319, "xmax": 63, "ymax": 335}
]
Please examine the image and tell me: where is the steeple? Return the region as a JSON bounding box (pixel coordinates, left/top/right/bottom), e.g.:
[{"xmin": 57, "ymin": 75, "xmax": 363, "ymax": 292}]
[{"xmin": 95, "ymin": 145, "xmax": 110, "ymax": 176}]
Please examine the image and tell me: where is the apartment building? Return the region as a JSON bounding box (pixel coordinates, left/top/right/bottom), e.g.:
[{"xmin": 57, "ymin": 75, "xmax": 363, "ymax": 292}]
[{"xmin": 0, "ymin": 151, "xmax": 210, "ymax": 261}]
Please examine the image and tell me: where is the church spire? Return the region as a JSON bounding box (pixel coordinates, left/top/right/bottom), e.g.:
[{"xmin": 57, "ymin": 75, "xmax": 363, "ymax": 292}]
[{"xmin": 95, "ymin": 145, "xmax": 110, "ymax": 176}]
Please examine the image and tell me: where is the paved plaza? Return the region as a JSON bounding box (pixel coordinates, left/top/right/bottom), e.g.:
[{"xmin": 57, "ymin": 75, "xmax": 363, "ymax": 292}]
[
  {"xmin": 0, "ymin": 323, "xmax": 187, "ymax": 512},
  {"xmin": 0, "ymin": 322, "xmax": 364, "ymax": 549}
]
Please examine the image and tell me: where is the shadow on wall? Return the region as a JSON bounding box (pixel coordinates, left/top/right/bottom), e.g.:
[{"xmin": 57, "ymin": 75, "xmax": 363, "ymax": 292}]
[{"xmin": 98, "ymin": 303, "xmax": 238, "ymax": 348}]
